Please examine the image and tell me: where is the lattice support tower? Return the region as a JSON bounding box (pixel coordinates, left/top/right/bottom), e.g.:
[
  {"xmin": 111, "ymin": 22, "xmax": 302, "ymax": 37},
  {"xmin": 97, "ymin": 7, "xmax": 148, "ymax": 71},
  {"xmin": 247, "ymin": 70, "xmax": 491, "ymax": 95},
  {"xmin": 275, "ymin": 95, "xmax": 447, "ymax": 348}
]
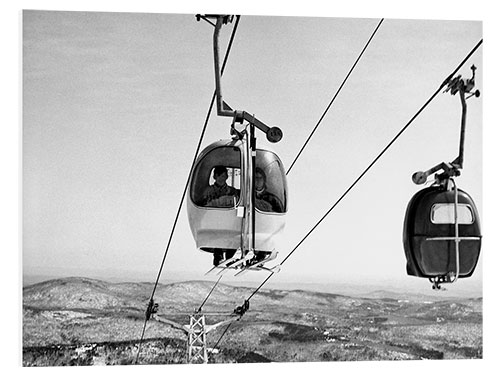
[{"xmin": 187, "ymin": 314, "xmax": 208, "ymax": 364}]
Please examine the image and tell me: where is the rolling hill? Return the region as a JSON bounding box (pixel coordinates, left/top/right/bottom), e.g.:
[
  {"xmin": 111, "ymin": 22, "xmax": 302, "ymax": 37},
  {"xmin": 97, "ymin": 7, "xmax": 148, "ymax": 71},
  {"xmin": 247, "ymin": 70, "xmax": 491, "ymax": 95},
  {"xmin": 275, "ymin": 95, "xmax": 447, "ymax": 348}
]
[{"xmin": 22, "ymin": 277, "xmax": 482, "ymax": 365}]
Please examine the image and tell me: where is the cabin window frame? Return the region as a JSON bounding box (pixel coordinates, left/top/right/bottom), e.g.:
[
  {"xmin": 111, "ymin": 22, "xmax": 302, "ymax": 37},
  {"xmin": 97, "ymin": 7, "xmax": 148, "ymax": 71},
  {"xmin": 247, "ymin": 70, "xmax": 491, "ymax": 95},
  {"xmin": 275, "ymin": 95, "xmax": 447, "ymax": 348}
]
[
  {"xmin": 430, "ymin": 203, "xmax": 475, "ymax": 225},
  {"xmin": 190, "ymin": 145, "xmax": 242, "ymax": 209},
  {"xmin": 254, "ymin": 149, "xmax": 287, "ymax": 214}
]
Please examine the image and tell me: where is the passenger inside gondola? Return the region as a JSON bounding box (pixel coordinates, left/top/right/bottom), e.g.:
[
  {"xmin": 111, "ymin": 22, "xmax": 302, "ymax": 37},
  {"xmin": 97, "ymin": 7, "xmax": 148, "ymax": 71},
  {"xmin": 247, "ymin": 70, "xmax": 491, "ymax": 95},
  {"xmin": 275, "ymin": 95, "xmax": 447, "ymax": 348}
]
[
  {"xmin": 255, "ymin": 167, "xmax": 284, "ymax": 213},
  {"xmin": 202, "ymin": 166, "xmax": 240, "ymax": 207}
]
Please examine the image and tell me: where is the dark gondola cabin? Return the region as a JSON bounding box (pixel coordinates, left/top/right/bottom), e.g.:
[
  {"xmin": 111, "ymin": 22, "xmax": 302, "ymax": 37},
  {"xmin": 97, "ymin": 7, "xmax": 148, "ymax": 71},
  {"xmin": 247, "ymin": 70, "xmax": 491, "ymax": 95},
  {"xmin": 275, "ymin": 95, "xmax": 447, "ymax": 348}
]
[
  {"xmin": 402, "ymin": 65, "xmax": 481, "ymax": 288},
  {"xmin": 403, "ymin": 182, "xmax": 481, "ymax": 284},
  {"xmin": 187, "ymin": 138, "xmax": 287, "ymax": 267}
]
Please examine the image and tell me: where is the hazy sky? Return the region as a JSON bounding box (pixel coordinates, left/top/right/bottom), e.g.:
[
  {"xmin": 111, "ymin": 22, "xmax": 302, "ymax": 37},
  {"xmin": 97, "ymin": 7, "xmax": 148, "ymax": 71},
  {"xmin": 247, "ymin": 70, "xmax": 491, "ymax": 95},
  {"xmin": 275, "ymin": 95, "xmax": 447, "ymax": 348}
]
[
  {"xmin": 22, "ymin": 8, "xmax": 485, "ymax": 297},
  {"xmin": 8, "ymin": 3, "xmax": 500, "ymax": 375}
]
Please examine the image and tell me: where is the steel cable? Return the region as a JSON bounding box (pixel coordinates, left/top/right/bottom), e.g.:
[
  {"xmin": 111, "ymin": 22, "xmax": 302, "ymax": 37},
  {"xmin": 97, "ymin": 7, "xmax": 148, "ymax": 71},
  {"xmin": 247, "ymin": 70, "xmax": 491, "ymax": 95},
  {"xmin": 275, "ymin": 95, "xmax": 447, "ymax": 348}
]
[
  {"xmin": 211, "ymin": 321, "xmax": 235, "ymax": 352},
  {"xmin": 189, "ymin": 37, "xmax": 483, "ymax": 357},
  {"xmin": 135, "ymin": 15, "xmax": 241, "ymax": 364},
  {"xmin": 246, "ymin": 38, "xmax": 483, "ymax": 302},
  {"xmin": 196, "ymin": 275, "xmax": 224, "ymax": 313},
  {"xmin": 286, "ymin": 18, "xmax": 384, "ymax": 175},
  {"xmin": 140, "ymin": 25, "xmax": 482, "ymax": 359},
  {"xmin": 198, "ymin": 19, "xmax": 385, "ymax": 349}
]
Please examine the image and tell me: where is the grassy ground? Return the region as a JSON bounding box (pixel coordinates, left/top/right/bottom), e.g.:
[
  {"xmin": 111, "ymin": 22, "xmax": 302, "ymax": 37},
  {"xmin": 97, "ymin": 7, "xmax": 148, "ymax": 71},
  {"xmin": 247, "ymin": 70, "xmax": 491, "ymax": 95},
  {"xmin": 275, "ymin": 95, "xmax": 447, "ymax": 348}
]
[{"xmin": 22, "ymin": 278, "xmax": 482, "ymax": 365}]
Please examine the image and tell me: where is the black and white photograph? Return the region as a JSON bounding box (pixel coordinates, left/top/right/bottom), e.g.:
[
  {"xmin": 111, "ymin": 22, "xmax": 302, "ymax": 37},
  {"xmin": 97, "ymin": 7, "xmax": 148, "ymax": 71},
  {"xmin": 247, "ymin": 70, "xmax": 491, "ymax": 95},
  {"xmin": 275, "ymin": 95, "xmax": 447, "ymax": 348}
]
[{"xmin": 9, "ymin": 0, "xmax": 500, "ymax": 373}]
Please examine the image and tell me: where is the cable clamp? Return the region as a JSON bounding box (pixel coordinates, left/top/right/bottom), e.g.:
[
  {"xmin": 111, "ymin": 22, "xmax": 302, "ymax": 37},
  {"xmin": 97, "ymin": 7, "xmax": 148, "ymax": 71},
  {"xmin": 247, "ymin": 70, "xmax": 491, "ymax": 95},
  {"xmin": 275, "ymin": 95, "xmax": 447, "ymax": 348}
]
[
  {"xmin": 233, "ymin": 299, "xmax": 250, "ymax": 316},
  {"xmin": 443, "ymin": 65, "xmax": 480, "ymax": 98},
  {"xmin": 145, "ymin": 299, "xmax": 159, "ymax": 321}
]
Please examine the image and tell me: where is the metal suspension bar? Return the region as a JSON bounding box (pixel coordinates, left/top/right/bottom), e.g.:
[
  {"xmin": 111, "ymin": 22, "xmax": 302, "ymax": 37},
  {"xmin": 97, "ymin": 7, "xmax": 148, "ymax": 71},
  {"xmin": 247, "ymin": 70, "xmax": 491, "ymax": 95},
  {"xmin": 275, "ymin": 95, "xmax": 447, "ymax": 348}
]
[
  {"xmin": 451, "ymin": 178, "xmax": 460, "ymax": 282},
  {"xmin": 414, "ymin": 65, "xmax": 480, "ymax": 185},
  {"xmin": 455, "ymin": 87, "xmax": 467, "ymax": 169},
  {"xmin": 213, "ymin": 16, "xmax": 236, "ymax": 118},
  {"xmin": 242, "ymin": 129, "xmax": 251, "ymax": 258},
  {"xmin": 449, "ymin": 66, "xmax": 478, "ymax": 169},
  {"xmin": 201, "ymin": 14, "xmax": 283, "ymax": 143},
  {"xmin": 250, "ymin": 121, "xmax": 256, "ymax": 254}
]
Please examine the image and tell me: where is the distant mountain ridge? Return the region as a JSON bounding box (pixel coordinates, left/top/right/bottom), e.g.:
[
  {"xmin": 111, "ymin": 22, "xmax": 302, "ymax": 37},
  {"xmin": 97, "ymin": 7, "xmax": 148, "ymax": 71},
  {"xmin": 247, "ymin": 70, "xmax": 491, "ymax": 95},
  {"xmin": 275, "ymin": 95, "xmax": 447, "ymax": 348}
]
[
  {"xmin": 23, "ymin": 276, "xmax": 483, "ymax": 364},
  {"xmin": 23, "ymin": 277, "xmax": 480, "ymax": 314}
]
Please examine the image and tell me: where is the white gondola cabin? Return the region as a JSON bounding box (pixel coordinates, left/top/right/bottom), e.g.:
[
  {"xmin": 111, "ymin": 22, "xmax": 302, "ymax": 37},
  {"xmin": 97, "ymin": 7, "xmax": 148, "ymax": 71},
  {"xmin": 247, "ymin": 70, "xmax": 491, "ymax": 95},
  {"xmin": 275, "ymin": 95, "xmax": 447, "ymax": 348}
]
[
  {"xmin": 187, "ymin": 137, "xmax": 287, "ymax": 271},
  {"xmin": 188, "ymin": 14, "xmax": 288, "ymax": 273}
]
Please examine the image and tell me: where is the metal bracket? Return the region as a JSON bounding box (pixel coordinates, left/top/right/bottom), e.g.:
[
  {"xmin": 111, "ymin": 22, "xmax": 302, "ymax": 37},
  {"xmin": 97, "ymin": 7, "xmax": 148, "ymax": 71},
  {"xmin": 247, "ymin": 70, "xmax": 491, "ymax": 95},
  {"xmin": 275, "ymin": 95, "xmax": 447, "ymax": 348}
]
[
  {"xmin": 412, "ymin": 65, "xmax": 480, "ymax": 186},
  {"xmin": 444, "ymin": 65, "xmax": 480, "ymax": 98},
  {"xmin": 412, "ymin": 161, "xmax": 460, "ymax": 186},
  {"xmin": 145, "ymin": 299, "xmax": 159, "ymax": 321},
  {"xmin": 197, "ymin": 14, "xmax": 283, "ymax": 143},
  {"xmin": 233, "ymin": 299, "xmax": 250, "ymax": 317}
]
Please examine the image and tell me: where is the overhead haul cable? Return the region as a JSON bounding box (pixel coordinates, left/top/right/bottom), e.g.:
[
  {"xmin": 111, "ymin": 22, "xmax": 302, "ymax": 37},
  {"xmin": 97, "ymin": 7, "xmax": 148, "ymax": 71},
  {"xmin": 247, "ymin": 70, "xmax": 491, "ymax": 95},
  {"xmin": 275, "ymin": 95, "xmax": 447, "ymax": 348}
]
[
  {"xmin": 135, "ymin": 15, "xmax": 241, "ymax": 364},
  {"xmin": 286, "ymin": 18, "xmax": 384, "ymax": 175},
  {"xmin": 211, "ymin": 320, "xmax": 234, "ymax": 352},
  {"xmin": 246, "ymin": 38, "xmax": 483, "ymax": 303},
  {"xmin": 209, "ymin": 38, "xmax": 483, "ymax": 350},
  {"xmin": 196, "ymin": 275, "xmax": 224, "ymax": 313}
]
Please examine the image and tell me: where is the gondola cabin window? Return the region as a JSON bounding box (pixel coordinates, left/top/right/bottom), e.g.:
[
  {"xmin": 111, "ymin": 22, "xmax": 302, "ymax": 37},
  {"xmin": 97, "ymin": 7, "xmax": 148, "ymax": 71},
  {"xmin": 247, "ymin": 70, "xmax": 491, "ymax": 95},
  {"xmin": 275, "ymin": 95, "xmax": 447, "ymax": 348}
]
[
  {"xmin": 190, "ymin": 146, "xmax": 242, "ymax": 208},
  {"xmin": 203, "ymin": 166, "xmax": 241, "ymax": 207},
  {"xmin": 430, "ymin": 203, "xmax": 475, "ymax": 224},
  {"xmin": 255, "ymin": 150, "xmax": 287, "ymax": 214}
]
